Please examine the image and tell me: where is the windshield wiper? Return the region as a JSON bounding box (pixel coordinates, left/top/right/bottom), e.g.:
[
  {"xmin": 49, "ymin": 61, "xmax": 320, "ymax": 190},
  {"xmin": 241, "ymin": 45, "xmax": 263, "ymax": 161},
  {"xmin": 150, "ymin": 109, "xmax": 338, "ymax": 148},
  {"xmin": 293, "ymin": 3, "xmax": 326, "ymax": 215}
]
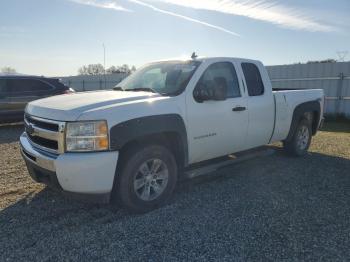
[{"xmin": 125, "ymin": 87, "xmax": 157, "ymax": 93}]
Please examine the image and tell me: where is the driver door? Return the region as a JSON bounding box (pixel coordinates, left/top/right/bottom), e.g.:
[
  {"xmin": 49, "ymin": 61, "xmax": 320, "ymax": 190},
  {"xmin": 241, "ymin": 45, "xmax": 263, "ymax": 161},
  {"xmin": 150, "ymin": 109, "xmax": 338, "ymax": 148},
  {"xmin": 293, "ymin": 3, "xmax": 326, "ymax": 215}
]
[{"xmin": 186, "ymin": 61, "xmax": 249, "ymax": 164}]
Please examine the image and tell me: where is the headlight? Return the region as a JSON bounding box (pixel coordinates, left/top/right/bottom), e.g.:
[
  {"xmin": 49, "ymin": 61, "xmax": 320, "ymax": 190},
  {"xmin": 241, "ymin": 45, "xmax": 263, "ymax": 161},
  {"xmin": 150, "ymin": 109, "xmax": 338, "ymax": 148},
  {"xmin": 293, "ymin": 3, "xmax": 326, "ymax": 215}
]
[{"xmin": 66, "ymin": 121, "xmax": 109, "ymax": 152}]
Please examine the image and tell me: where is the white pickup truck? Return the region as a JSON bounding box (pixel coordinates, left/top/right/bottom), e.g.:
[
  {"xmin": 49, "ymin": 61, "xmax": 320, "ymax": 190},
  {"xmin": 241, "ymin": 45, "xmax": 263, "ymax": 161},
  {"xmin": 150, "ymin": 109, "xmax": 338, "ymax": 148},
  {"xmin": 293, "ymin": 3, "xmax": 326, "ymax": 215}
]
[{"xmin": 20, "ymin": 57, "xmax": 324, "ymax": 212}]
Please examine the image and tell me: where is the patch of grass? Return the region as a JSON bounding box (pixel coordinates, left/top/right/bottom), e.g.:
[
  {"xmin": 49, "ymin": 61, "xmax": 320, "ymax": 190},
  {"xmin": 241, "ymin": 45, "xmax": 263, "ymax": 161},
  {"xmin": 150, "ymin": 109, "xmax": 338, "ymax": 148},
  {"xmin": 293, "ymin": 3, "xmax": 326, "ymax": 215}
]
[{"xmin": 311, "ymin": 122, "xmax": 350, "ymax": 159}]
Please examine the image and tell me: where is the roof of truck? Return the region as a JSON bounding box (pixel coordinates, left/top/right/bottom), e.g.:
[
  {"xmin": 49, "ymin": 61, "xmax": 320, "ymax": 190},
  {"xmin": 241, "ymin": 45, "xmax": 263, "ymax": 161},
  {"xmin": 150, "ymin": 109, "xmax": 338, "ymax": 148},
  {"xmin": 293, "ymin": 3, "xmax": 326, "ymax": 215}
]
[
  {"xmin": 196, "ymin": 56, "xmax": 261, "ymax": 63},
  {"xmin": 150, "ymin": 56, "xmax": 261, "ymax": 64}
]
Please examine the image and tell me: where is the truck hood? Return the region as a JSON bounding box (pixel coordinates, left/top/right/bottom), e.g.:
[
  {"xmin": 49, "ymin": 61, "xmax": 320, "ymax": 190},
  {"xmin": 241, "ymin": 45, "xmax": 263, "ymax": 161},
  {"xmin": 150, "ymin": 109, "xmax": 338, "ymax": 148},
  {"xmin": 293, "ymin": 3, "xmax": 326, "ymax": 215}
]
[{"xmin": 26, "ymin": 90, "xmax": 161, "ymax": 121}]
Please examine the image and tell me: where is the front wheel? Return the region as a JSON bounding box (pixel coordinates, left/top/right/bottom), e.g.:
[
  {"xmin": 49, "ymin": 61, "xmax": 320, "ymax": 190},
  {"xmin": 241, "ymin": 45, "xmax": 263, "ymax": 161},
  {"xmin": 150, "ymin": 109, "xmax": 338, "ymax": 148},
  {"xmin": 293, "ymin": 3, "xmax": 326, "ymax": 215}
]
[
  {"xmin": 283, "ymin": 119, "xmax": 312, "ymax": 156},
  {"xmin": 113, "ymin": 144, "xmax": 177, "ymax": 213}
]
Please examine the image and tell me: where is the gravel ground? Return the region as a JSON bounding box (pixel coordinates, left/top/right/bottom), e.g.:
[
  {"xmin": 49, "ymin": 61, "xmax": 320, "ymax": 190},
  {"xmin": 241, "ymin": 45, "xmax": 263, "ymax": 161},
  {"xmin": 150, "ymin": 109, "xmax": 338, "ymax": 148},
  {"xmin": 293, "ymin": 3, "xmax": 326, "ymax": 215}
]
[{"xmin": 0, "ymin": 123, "xmax": 349, "ymax": 261}]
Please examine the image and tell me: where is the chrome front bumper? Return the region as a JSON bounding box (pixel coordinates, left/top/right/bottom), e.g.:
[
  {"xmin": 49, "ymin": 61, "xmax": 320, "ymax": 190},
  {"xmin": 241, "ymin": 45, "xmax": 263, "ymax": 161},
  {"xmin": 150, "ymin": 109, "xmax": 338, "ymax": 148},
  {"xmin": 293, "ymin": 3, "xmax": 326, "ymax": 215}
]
[
  {"xmin": 20, "ymin": 132, "xmax": 119, "ymax": 203},
  {"xmin": 20, "ymin": 132, "xmax": 56, "ymax": 172}
]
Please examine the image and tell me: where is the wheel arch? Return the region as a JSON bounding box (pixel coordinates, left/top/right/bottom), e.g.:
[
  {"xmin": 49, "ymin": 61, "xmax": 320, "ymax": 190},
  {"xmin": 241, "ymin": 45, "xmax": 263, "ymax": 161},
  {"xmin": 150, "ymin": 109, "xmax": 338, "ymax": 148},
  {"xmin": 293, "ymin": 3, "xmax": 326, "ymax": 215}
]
[
  {"xmin": 286, "ymin": 100, "xmax": 321, "ymax": 141},
  {"xmin": 109, "ymin": 114, "xmax": 189, "ymax": 169}
]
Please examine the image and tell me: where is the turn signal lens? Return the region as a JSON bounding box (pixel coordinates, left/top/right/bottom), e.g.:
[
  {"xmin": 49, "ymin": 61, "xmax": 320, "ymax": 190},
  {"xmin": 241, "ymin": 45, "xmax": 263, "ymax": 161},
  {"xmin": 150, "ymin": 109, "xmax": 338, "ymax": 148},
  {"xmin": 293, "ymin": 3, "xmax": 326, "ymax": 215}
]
[{"xmin": 98, "ymin": 137, "xmax": 109, "ymax": 149}]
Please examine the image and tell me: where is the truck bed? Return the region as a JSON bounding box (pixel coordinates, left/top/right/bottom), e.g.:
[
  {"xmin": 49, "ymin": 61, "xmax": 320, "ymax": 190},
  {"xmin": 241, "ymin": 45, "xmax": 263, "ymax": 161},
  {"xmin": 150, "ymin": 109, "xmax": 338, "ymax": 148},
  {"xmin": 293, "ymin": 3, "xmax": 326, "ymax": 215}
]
[{"xmin": 271, "ymin": 89, "xmax": 324, "ymax": 142}]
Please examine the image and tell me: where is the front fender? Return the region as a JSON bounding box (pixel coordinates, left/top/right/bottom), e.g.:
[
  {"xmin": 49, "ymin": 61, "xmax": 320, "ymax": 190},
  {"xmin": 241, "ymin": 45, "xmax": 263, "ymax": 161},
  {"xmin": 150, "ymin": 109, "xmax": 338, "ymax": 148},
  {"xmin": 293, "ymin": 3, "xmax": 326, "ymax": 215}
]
[{"xmin": 109, "ymin": 114, "xmax": 188, "ymax": 165}]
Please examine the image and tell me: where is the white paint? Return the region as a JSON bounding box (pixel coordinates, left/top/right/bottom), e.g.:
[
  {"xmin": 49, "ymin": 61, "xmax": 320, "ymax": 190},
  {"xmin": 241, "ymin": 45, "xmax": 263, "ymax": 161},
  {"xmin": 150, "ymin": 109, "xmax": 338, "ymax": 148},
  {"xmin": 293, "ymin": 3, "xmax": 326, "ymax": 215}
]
[
  {"xmin": 26, "ymin": 90, "xmax": 163, "ymax": 121},
  {"xmin": 55, "ymin": 151, "xmax": 119, "ymax": 193},
  {"xmin": 237, "ymin": 59, "xmax": 275, "ymax": 149},
  {"xmin": 271, "ymin": 89, "xmax": 324, "ymax": 142}
]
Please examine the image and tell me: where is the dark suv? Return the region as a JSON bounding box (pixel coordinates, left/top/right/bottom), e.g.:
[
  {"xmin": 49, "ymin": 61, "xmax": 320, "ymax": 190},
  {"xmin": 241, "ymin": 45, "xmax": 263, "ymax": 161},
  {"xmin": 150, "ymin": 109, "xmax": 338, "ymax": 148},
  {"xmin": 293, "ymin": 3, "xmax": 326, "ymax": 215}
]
[{"xmin": 0, "ymin": 75, "xmax": 74, "ymax": 123}]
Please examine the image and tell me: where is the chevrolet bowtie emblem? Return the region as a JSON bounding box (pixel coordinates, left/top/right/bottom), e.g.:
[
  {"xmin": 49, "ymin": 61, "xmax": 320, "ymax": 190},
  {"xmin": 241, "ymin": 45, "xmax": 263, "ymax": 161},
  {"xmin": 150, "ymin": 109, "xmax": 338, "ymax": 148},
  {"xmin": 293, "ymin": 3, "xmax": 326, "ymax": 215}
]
[{"xmin": 26, "ymin": 124, "xmax": 35, "ymax": 135}]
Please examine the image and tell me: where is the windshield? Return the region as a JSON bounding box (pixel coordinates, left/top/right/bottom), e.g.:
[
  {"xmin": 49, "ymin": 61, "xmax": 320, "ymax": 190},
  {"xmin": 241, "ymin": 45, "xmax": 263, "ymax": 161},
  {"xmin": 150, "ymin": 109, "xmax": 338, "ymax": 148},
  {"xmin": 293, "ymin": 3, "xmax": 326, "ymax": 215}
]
[{"xmin": 117, "ymin": 60, "xmax": 201, "ymax": 96}]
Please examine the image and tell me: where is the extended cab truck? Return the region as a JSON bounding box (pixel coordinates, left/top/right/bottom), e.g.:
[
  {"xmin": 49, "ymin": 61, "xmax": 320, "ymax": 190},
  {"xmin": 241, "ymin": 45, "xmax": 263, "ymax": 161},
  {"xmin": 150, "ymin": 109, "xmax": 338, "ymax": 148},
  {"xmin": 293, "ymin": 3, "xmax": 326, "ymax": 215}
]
[{"xmin": 20, "ymin": 57, "xmax": 324, "ymax": 212}]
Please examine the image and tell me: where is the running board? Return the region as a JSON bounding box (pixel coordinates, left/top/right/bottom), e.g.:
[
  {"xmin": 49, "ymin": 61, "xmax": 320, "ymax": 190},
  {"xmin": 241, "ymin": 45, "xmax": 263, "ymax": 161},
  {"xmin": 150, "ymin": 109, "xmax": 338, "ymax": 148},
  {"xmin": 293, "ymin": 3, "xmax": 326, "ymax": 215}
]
[{"xmin": 184, "ymin": 147, "xmax": 275, "ymax": 179}]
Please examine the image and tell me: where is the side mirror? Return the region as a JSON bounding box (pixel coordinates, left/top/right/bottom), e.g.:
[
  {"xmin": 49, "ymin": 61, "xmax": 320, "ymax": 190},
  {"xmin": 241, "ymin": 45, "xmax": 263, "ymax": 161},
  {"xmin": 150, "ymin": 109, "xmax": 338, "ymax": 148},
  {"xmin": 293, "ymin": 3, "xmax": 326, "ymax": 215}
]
[{"xmin": 193, "ymin": 85, "xmax": 211, "ymax": 102}]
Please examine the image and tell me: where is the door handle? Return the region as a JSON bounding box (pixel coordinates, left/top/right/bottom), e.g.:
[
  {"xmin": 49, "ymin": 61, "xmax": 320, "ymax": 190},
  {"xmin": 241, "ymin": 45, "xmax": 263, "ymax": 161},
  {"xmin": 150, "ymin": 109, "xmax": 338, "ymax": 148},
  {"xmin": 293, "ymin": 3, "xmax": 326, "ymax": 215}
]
[{"xmin": 232, "ymin": 106, "xmax": 246, "ymax": 112}]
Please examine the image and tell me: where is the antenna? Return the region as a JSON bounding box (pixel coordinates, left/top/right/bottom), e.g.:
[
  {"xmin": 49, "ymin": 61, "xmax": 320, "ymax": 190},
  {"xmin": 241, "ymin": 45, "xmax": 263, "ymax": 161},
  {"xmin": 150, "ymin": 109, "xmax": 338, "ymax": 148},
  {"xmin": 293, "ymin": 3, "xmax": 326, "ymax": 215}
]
[
  {"xmin": 336, "ymin": 50, "xmax": 348, "ymax": 62},
  {"xmin": 191, "ymin": 52, "xmax": 198, "ymax": 60}
]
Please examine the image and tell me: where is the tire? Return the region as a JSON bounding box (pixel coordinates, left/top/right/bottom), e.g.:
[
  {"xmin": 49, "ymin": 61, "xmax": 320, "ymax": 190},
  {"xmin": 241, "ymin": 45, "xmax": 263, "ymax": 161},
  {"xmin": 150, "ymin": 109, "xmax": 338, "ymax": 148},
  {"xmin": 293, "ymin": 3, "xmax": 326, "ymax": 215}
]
[
  {"xmin": 113, "ymin": 144, "xmax": 178, "ymax": 213},
  {"xmin": 283, "ymin": 118, "xmax": 312, "ymax": 157}
]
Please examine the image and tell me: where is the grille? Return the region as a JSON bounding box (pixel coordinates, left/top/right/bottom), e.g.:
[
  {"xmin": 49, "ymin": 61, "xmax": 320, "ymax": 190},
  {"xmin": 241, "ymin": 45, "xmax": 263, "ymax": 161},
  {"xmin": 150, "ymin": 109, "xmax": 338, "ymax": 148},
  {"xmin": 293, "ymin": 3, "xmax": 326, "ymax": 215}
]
[
  {"xmin": 27, "ymin": 116, "xmax": 59, "ymax": 132},
  {"xmin": 27, "ymin": 133, "xmax": 59, "ymax": 151},
  {"xmin": 24, "ymin": 115, "xmax": 65, "ymax": 154}
]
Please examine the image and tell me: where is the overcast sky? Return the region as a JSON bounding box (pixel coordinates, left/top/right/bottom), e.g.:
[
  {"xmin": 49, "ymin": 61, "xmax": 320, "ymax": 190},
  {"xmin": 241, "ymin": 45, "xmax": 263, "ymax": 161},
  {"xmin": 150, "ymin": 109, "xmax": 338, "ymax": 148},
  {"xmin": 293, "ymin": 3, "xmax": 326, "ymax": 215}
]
[{"xmin": 0, "ymin": 0, "xmax": 349, "ymax": 76}]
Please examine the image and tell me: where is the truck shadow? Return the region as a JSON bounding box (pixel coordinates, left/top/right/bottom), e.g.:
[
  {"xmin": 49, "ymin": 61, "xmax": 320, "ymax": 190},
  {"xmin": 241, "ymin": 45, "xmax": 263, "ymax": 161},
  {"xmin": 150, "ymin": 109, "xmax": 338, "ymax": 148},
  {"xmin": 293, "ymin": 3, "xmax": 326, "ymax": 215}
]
[
  {"xmin": 0, "ymin": 124, "xmax": 23, "ymax": 144},
  {"xmin": 1, "ymin": 147, "xmax": 350, "ymax": 260}
]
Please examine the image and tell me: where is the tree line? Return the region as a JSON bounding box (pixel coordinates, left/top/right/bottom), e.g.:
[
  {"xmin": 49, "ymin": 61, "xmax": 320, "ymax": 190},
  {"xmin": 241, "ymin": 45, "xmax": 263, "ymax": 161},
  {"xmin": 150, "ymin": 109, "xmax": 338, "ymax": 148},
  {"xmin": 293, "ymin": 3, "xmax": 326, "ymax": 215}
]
[
  {"xmin": 1, "ymin": 65, "xmax": 137, "ymax": 75},
  {"xmin": 1, "ymin": 67, "xmax": 16, "ymax": 74},
  {"xmin": 78, "ymin": 64, "xmax": 136, "ymax": 75}
]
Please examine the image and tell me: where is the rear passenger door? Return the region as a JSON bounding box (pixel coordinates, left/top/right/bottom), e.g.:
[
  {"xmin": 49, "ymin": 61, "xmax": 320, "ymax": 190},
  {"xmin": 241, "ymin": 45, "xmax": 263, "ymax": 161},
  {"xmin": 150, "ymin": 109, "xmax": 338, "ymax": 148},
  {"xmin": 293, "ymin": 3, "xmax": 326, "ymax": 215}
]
[
  {"xmin": 240, "ymin": 62, "xmax": 274, "ymax": 148},
  {"xmin": 8, "ymin": 78, "xmax": 54, "ymax": 113}
]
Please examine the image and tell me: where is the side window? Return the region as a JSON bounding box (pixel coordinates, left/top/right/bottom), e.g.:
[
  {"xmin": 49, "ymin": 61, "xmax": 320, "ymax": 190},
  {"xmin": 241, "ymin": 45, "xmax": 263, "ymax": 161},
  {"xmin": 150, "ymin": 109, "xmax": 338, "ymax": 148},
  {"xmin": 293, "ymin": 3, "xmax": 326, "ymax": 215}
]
[
  {"xmin": 195, "ymin": 62, "xmax": 241, "ymax": 99},
  {"xmin": 10, "ymin": 79, "xmax": 53, "ymax": 94},
  {"xmin": 241, "ymin": 63, "xmax": 264, "ymax": 96}
]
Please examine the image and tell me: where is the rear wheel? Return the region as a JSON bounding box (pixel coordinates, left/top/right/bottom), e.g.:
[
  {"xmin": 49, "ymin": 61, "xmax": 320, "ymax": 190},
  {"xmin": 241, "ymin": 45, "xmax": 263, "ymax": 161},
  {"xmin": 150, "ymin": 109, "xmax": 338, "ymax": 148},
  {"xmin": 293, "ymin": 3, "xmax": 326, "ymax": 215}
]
[
  {"xmin": 113, "ymin": 144, "xmax": 177, "ymax": 213},
  {"xmin": 283, "ymin": 119, "xmax": 312, "ymax": 156}
]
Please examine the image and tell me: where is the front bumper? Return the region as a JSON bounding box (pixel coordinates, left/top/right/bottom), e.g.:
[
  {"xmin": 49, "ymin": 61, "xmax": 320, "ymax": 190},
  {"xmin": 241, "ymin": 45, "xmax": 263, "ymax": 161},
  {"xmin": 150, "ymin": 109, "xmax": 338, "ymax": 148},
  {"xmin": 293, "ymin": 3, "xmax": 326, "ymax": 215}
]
[{"xmin": 20, "ymin": 133, "xmax": 119, "ymax": 204}]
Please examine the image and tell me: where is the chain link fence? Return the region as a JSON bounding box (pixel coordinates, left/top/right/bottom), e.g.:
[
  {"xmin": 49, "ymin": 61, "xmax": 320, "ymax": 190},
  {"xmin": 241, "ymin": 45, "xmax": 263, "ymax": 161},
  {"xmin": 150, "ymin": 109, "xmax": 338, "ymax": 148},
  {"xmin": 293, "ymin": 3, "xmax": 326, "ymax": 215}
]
[{"xmin": 60, "ymin": 74, "xmax": 128, "ymax": 92}]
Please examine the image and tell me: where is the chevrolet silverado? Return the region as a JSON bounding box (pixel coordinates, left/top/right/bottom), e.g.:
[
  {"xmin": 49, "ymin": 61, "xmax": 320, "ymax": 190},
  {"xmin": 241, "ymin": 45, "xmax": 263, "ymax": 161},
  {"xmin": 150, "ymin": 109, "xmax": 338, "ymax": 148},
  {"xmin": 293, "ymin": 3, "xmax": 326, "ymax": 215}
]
[{"xmin": 20, "ymin": 57, "xmax": 324, "ymax": 212}]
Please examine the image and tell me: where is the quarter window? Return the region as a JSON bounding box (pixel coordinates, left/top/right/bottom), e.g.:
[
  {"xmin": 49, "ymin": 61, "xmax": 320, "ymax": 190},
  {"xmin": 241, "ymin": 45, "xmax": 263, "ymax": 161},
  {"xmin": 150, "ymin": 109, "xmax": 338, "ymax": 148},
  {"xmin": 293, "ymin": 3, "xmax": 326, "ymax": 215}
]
[
  {"xmin": 195, "ymin": 62, "xmax": 241, "ymax": 99},
  {"xmin": 241, "ymin": 63, "xmax": 264, "ymax": 96}
]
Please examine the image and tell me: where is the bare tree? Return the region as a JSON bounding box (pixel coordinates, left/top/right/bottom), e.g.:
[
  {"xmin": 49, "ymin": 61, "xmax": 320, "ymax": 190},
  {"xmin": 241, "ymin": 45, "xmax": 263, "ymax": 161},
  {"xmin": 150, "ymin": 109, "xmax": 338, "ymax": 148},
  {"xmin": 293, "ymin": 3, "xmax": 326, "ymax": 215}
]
[
  {"xmin": 1, "ymin": 66, "xmax": 16, "ymax": 74},
  {"xmin": 81, "ymin": 64, "xmax": 137, "ymax": 75},
  {"xmin": 106, "ymin": 64, "xmax": 137, "ymax": 74},
  {"xmin": 106, "ymin": 66, "xmax": 119, "ymax": 74},
  {"xmin": 78, "ymin": 64, "xmax": 105, "ymax": 75},
  {"xmin": 307, "ymin": 59, "xmax": 337, "ymax": 64},
  {"xmin": 119, "ymin": 64, "xmax": 130, "ymax": 74}
]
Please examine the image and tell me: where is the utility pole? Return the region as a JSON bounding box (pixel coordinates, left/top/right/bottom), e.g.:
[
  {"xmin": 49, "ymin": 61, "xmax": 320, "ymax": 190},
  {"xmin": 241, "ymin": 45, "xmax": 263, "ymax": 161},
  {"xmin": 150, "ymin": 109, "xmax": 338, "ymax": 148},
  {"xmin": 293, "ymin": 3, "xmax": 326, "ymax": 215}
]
[
  {"xmin": 103, "ymin": 43, "xmax": 106, "ymax": 89},
  {"xmin": 336, "ymin": 50, "xmax": 348, "ymax": 62}
]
